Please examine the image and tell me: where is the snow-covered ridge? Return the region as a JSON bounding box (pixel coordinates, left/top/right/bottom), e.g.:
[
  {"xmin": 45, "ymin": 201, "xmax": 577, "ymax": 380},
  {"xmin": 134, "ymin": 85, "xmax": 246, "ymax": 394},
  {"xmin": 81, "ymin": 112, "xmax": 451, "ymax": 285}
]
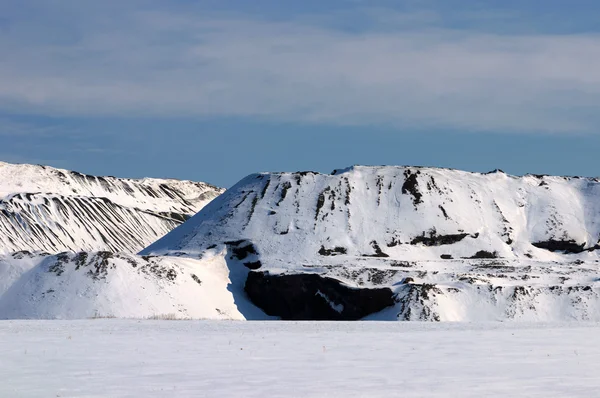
[
  {"xmin": 0, "ymin": 161, "xmax": 224, "ymax": 253},
  {"xmin": 143, "ymin": 165, "xmax": 600, "ymax": 260},
  {"xmin": 140, "ymin": 165, "xmax": 600, "ymax": 321}
]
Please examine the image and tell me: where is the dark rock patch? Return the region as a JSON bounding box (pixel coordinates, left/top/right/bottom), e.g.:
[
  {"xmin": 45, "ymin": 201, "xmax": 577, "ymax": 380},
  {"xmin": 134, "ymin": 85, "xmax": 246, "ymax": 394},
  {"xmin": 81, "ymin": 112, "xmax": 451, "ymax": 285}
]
[
  {"xmin": 318, "ymin": 246, "xmax": 347, "ymax": 256},
  {"xmin": 224, "ymin": 239, "xmax": 246, "ymax": 246},
  {"xmin": 243, "ymin": 260, "xmax": 262, "ymax": 270},
  {"xmin": 440, "ymin": 254, "xmax": 453, "ymax": 259},
  {"xmin": 386, "ymin": 237, "xmax": 401, "ymax": 247},
  {"xmin": 396, "ymin": 283, "xmax": 443, "ymax": 321},
  {"xmin": 410, "ymin": 229, "xmax": 470, "ymax": 246},
  {"xmin": 231, "ymin": 244, "xmax": 257, "ymax": 260},
  {"xmin": 401, "ymin": 170, "xmax": 422, "ymax": 209},
  {"xmin": 363, "ymin": 241, "xmax": 389, "ymax": 258},
  {"xmin": 390, "ymin": 260, "xmax": 415, "ymax": 267},
  {"xmin": 532, "ymin": 240, "xmax": 586, "ymax": 254},
  {"xmin": 245, "ymin": 272, "xmax": 395, "ymax": 320},
  {"xmin": 158, "ymin": 212, "xmax": 190, "ymax": 223},
  {"xmin": 48, "ymin": 252, "xmax": 70, "ymax": 276},
  {"xmin": 467, "ymin": 250, "xmax": 499, "ymax": 259},
  {"xmin": 438, "ymin": 205, "xmax": 449, "ymax": 219},
  {"xmin": 276, "ymin": 181, "xmax": 292, "ymax": 206}
]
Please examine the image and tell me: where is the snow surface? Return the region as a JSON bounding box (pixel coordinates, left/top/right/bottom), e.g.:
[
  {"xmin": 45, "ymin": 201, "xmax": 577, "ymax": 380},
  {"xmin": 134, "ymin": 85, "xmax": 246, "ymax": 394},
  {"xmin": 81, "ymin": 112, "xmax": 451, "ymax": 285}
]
[
  {"xmin": 1, "ymin": 320, "xmax": 599, "ymax": 397},
  {"xmin": 0, "ymin": 161, "xmax": 223, "ymax": 253}
]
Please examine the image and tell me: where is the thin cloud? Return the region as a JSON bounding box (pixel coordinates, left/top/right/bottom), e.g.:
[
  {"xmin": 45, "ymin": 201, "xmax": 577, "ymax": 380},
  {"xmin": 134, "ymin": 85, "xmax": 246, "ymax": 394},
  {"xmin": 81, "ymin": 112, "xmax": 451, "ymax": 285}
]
[{"xmin": 1, "ymin": 2, "xmax": 600, "ymax": 133}]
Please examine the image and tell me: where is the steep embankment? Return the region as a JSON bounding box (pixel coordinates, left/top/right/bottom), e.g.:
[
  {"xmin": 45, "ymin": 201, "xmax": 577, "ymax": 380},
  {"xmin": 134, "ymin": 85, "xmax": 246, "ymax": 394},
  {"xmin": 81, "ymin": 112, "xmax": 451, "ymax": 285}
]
[{"xmin": 0, "ymin": 161, "xmax": 223, "ymax": 253}]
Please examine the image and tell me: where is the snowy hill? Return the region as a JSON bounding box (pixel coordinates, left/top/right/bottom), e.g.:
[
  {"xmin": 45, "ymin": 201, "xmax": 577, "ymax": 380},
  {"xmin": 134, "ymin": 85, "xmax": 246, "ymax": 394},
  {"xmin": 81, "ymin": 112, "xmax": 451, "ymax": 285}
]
[
  {"xmin": 0, "ymin": 250, "xmax": 253, "ymax": 319},
  {"xmin": 0, "ymin": 161, "xmax": 223, "ymax": 253},
  {"xmin": 2, "ymin": 165, "xmax": 599, "ymax": 321},
  {"xmin": 140, "ymin": 166, "xmax": 600, "ymax": 321},
  {"xmin": 143, "ymin": 166, "xmax": 600, "ymax": 259}
]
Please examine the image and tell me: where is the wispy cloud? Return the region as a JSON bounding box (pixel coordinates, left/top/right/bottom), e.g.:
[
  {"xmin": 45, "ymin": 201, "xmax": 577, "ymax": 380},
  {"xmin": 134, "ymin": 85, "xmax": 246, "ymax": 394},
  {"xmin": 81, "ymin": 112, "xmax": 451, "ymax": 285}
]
[{"xmin": 1, "ymin": 1, "xmax": 600, "ymax": 133}]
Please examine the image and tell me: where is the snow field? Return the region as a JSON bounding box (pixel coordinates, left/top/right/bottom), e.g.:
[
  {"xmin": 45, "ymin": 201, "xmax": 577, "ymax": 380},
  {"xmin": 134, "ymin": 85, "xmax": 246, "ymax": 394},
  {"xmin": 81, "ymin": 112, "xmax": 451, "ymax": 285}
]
[{"xmin": 1, "ymin": 320, "xmax": 599, "ymax": 397}]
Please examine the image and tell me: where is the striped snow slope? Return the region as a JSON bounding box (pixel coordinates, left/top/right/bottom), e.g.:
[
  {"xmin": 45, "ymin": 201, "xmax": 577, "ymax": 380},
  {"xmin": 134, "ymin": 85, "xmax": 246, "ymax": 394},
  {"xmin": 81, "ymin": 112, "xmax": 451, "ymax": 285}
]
[{"xmin": 0, "ymin": 162, "xmax": 223, "ymax": 253}]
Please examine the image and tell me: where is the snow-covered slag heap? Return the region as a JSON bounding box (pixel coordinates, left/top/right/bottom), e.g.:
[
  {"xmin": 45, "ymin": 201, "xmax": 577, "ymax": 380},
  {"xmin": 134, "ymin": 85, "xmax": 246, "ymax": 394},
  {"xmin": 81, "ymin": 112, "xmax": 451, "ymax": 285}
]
[
  {"xmin": 0, "ymin": 161, "xmax": 223, "ymax": 253},
  {"xmin": 142, "ymin": 166, "xmax": 600, "ymax": 321}
]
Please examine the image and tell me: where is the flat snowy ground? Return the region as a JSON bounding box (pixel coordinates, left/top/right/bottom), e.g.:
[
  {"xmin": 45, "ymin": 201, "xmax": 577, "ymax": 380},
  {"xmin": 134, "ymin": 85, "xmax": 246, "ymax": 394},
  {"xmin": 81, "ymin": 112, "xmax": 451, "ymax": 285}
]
[{"xmin": 2, "ymin": 321, "xmax": 599, "ymax": 397}]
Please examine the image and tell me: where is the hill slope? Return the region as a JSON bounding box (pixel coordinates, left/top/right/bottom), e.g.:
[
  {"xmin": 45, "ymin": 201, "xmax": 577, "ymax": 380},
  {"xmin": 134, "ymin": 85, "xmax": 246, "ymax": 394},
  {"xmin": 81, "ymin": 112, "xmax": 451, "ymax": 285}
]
[
  {"xmin": 143, "ymin": 165, "xmax": 600, "ymax": 259},
  {"xmin": 142, "ymin": 166, "xmax": 600, "ymax": 321},
  {"xmin": 0, "ymin": 161, "xmax": 223, "ymax": 253},
  {"xmin": 0, "ymin": 250, "xmax": 251, "ymax": 319}
]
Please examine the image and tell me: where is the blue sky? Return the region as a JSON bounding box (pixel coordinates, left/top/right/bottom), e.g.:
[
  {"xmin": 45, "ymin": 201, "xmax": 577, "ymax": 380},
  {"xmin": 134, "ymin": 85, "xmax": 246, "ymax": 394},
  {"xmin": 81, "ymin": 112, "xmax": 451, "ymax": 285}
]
[{"xmin": 1, "ymin": 0, "xmax": 599, "ymax": 187}]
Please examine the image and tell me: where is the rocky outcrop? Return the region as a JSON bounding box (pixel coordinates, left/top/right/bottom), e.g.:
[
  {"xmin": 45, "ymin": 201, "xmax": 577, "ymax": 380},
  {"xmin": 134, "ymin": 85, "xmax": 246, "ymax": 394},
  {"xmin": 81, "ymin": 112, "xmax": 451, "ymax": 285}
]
[{"xmin": 245, "ymin": 272, "xmax": 396, "ymax": 320}]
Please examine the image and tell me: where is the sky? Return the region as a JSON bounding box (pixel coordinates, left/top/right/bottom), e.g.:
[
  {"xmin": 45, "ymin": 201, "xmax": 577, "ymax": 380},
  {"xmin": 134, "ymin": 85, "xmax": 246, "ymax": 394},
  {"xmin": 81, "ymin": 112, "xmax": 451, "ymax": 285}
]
[{"xmin": 1, "ymin": 0, "xmax": 600, "ymax": 188}]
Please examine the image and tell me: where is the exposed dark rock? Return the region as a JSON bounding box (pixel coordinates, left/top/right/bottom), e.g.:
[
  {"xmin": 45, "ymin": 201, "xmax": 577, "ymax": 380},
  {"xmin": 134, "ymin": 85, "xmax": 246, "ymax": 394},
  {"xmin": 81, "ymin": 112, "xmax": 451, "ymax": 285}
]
[
  {"xmin": 315, "ymin": 189, "xmax": 328, "ymax": 220},
  {"xmin": 401, "ymin": 170, "xmax": 422, "ymax": 208},
  {"xmin": 226, "ymin": 240, "xmax": 258, "ymax": 260},
  {"xmin": 363, "ymin": 241, "xmax": 389, "ymax": 258},
  {"xmin": 318, "ymin": 246, "xmax": 347, "ymax": 256},
  {"xmin": 231, "ymin": 244, "xmax": 257, "ymax": 260},
  {"xmin": 296, "ymin": 171, "xmax": 317, "ymax": 176},
  {"xmin": 438, "ymin": 205, "xmax": 449, "ymax": 219},
  {"xmin": 48, "ymin": 252, "xmax": 70, "ymax": 276},
  {"xmin": 386, "ymin": 238, "xmax": 401, "ymax": 247},
  {"xmin": 532, "ymin": 240, "xmax": 586, "ymax": 254},
  {"xmin": 74, "ymin": 252, "xmax": 88, "ymax": 269},
  {"xmin": 157, "ymin": 212, "xmax": 190, "ymax": 223},
  {"xmin": 243, "ymin": 260, "xmax": 262, "ymax": 270},
  {"xmin": 440, "ymin": 254, "xmax": 453, "ymax": 259},
  {"xmin": 224, "ymin": 240, "xmax": 246, "ymax": 246},
  {"xmin": 276, "ymin": 181, "xmax": 292, "ymax": 206},
  {"xmin": 245, "ymin": 272, "xmax": 395, "ymax": 320},
  {"xmin": 410, "ymin": 229, "xmax": 470, "ymax": 246},
  {"xmin": 467, "ymin": 250, "xmax": 499, "ymax": 259},
  {"xmin": 396, "ymin": 283, "xmax": 443, "ymax": 321},
  {"xmin": 390, "ymin": 260, "xmax": 415, "ymax": 267},
  {"xmin": 11, "ymin": 250, "xmax": 34, "ymax": 259},
  {"xmin": 246, "ymin": 195, "xmax": 259, "ymax": 225},
  {"xmin": 86, "ymin": 251, "xmax": 114, "ymax": 280},
  {"xmin": 191, "ymin": 274, "xmax": 202, "ymax": 285}
]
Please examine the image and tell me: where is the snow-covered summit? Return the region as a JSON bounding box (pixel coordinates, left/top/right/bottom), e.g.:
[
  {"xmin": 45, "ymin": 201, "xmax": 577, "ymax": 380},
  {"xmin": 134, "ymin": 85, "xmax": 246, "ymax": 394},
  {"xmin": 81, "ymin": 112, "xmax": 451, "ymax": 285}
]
[
  {"xmin": 142, "ymin": 165, "xmax": 600, "ymax": 262},
  {"xmin": 0, "ymin": 161, "xmax": 224, "ymax": 253}
]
